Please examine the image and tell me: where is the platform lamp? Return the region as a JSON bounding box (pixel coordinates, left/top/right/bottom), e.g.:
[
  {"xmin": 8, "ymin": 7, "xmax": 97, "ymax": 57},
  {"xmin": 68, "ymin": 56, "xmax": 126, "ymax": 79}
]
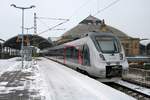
[{"xmin": 11, "ymin": 4, "xmax": 35, "ymax": 69}]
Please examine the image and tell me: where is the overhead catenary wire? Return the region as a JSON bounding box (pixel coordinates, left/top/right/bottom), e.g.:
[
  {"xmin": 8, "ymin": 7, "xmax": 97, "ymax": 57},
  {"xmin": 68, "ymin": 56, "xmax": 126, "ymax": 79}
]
[
  {"xmin": 36, "ymin": 0, "xmax": 120, "ymax": 36},
  {"xmin": 68, "ymin": 0, "xmax": 91, "ymax": 19},
  {"xmin": 37, "ymin": 19, "xmax": 66, "ymax": 31},
  {"xmin": 33, "ymin": 0, "xmax": 99, "ymax": 45},
  {"xmin": 28, "ymin": 14, "xmax": 69, "ymax": 47},
  {"xmin": 37, "ymin": 19, "xmax": 69, "ymax": 35},
  {"xmin": 35, "ymin": 0, "xmax": 91, "ymax": 36},
  {"xmin": 37, "ymin": 18, "xmax": 68, "ymax": 31},
  {"xmin": 31, "ymin": 24, "xmax": 67, "ymax": 48},
  {"xmin": 97, "ymin": 0, "xmax": 100, "ymax": 14},
  {"xmin": 34, "ymin": 0, "xmax": 121, "ymax": 46},
  {"xmin": 37, "ymin": 18, "xmax": 50, "ymax": 29},
  {"xmin": 94, "ymin": 0, "xmax": 121, "ymax": 16},
  {"xmin": 36, "ymin": 17, "xmax": 69, "ymax": 21},
  {"xmin": 37, "ymin": 18, "xmax": 66, "ymax": 31},
  {"xmin": 35, "ymin": 15, "xmax": 69, "ymax": 35}
]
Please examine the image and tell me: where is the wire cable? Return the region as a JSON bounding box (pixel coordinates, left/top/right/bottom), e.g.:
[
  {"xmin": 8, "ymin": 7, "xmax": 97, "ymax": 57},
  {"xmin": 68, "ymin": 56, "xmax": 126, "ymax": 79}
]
[
  {"xmin": 37, "ymin": 17, "xmax": 69, "ymax": 21},
  {"xmin": 37, "ymin": 18, "xmax": 50, "ymax": 29},
  {"xmin": 35, "ymin": 0, "xmax": 91, "ymax": 36},
  {"xmin": 94, "ymin": 0, "xmax": 120, "ymax": 16},
  {"xmin": 68, "ymin": 0, "xmax": 91, "ymax": 19},
  {"xmin": 37, "ymin": 20, "xmax": 69, "ymax": 35}
]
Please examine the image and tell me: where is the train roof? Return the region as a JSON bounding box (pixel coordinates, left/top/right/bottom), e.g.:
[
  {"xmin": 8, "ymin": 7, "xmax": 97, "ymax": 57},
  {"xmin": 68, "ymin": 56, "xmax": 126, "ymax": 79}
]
[
  {"xmin": 47, "ymin": 32, "xmax": 117, "ymax": 50},
  {"xmin": 80, "ymin": 32, "xmax": 119, "ymax": 41}
]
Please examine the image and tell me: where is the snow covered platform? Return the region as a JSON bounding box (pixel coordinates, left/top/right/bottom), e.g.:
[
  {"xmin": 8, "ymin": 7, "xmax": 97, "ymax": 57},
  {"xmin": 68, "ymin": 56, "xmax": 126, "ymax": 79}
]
[
  {"xmin": 37, "ymin": 57, "xmax": 135, "ymax": 100},
  {"xmin": 0, "ymin": 57, "xmax": 135, "ymax": 100},
  {"xmin": 0, "ymin": 58, "xmax": 45, "ymax": 100}
]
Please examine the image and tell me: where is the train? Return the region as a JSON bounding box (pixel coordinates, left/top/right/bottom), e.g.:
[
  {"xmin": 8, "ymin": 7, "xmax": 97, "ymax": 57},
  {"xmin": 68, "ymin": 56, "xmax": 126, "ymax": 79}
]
[{"xmin": 42, "ymin": 32, "xmax": 129, "ymax": 81}]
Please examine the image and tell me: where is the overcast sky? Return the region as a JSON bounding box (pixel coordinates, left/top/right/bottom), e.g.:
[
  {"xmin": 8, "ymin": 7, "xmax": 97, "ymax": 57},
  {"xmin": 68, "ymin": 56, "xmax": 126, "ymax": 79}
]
[{"xmin": 0, "ymin": 0, "xmax": 150, "ymax": 40}]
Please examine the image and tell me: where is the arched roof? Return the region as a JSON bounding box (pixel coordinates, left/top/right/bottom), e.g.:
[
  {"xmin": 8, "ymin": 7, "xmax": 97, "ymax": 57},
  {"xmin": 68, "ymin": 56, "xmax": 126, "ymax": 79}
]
[
  {"xmin": 0, "ymin": 39, "xmax": 5, "ymax": 43},
  {"xmin": 3, "ymin": 34, "xmax": 52, "ymax": 50},
  {"xmin": 140, "ymin": 39, "xmax": 150, "ymax": 46}
]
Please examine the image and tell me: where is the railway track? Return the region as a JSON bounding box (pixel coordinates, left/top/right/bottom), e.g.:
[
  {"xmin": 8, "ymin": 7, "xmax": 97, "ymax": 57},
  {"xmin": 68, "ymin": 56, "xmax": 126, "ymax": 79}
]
[{"xmin": 104, "ymin": 80, "xmax": 150, "ymax": 100}]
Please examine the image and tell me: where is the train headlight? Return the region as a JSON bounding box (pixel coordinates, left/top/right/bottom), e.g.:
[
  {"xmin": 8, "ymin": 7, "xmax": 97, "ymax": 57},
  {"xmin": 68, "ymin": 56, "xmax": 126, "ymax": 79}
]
[
  {"xmin": 99, "ymin": 54, "xmax": 105, "ymax": 61},
  {"xmin": 119, "ymin": 53, "xmax": 123, "ymax": 60}
]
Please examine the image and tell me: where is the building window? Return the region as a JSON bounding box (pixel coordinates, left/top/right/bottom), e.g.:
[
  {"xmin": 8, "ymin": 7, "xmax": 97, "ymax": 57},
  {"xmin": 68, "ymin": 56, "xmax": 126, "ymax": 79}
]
[{"xmin": 135, "ymin": 43, "xmax": 138, "ymax": 48}]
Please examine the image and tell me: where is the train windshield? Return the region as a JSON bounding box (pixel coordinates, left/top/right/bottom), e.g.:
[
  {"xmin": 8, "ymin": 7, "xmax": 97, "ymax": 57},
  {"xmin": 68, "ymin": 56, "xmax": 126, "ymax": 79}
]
[{"xmin": 95, "ymin": 36, "xmax": 120, "ymax": 53}]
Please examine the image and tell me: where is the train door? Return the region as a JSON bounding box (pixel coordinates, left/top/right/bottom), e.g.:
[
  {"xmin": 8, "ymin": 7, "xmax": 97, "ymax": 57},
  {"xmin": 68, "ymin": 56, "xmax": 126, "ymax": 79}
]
[{"xmin": 82, "ymin": 45, "xmax": 90, "ymax": 66}]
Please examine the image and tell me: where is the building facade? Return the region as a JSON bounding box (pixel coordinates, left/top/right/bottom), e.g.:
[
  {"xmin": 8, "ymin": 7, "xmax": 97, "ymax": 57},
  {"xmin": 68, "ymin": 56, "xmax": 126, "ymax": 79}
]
[{"xmin": 120, "ymin": 38, "xmax": 140, "ymax": 56}]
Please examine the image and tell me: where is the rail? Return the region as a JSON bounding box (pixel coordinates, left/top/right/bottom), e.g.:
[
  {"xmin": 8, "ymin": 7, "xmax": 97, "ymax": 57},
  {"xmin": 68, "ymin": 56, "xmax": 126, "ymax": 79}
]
[{"xmin": 104, "ymin": 80, "xmax": 150, "ymax": 100}]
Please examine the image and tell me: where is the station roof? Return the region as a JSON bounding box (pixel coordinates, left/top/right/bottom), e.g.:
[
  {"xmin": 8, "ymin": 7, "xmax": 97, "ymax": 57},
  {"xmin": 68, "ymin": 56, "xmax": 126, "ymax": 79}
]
[
  {"xmin": 3, "ymin": 34, "xmax": 52, "ymax": 50},
  {"xmin": 62, "ymin": 15, "xmax": 130, "ymax": 39},
  {"xmin": 140, "ymin": 39, "xmax": 150, "ymax": 46},
  {"xmin": 0, "ymin": 39, "xmax": 5, "ymax": 43},
  {"xmin": 0, "ymin": 39, "xmax": 5, "ymax": 48}
]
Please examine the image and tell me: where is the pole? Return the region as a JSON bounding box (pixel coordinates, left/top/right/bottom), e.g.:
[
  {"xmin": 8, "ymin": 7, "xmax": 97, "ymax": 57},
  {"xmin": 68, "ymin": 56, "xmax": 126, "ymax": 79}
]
[
  {"xmin": 21, "ymin": 9, "xmax": 24, "ymax": 68},
  {"xmin": 33, "ymin": 13, "xmax": 37, "ymax": 59},
  {"xmin": 11, "ymin": 4, "xmax": 35, "ymax": 69},
  {"xmin": 34, "ymin": 13, "xmax": 37, "ymax": 34}
]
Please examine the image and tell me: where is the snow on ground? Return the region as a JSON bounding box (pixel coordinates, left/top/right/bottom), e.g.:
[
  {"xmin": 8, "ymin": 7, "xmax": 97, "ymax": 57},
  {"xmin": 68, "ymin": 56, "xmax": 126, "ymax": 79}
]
[
  {"xmin": 0, "ymin": 57, "xmax": 136, "ymax": 100},
  {"xmin": 0, "ymin": 57, "xmax": 21, "ymax": 75},
  {"xmin": 0, "ymin": 57, "xmax": 46, "ymax": 100},
  {"xmin": 37, "ymin": 57, "xmax": 135, "ymax": 100}
]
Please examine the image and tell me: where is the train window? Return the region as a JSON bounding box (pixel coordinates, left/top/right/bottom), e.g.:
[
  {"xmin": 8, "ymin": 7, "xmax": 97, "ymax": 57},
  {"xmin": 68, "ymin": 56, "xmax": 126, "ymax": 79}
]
[
  {"xmin": 95, "ymin": 37, "xmax": 120, "ymax": 53},
  {"xmin": 82, "ymin": 45, "xmax": 90, "ymax": 66},
  {"xmin": 66, "ymin": 48, "xmax": 71, "ymax": 59},
  {"xmin": 65, "ymin": 46, "xmax": 78, "ymax": 64}
]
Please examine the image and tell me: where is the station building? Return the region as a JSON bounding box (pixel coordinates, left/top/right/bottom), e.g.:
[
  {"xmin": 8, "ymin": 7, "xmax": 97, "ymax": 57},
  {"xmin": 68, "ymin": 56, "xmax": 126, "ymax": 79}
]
[
  {"xmin": 58, "ymin": 15, "xmax": 140, "ymax": 56},
  {"xmin": 1, "ymin": 34, "xmax": 52, "ymax": 59}
]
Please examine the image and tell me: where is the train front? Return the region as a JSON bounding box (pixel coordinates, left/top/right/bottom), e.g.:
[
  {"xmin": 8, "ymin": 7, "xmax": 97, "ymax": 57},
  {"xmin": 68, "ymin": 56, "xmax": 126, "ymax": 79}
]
[{"xmin": 91, "ymin": 34, "xmax": 128, "ymax": 81}]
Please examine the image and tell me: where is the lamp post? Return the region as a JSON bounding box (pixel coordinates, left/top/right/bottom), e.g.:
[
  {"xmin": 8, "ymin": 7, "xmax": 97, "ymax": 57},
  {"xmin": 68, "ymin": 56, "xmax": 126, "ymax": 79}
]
[{"xmin": 11, "ymin": 4, "xmax": 35, "ymax": 69}]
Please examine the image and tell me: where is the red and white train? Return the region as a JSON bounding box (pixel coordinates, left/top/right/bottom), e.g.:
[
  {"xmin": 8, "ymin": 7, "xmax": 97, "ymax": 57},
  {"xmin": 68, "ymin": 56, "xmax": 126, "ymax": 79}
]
[{"xmin": 42, "ymin": 32, "xmax": 128, "ymax": 81}]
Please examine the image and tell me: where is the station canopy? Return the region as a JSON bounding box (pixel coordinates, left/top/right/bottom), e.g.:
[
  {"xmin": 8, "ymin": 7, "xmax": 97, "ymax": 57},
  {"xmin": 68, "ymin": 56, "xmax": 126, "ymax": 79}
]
[
  {"xmin": 140, "ymin": 39, "xmax": 150, "ymax": 46},
  {"xmin": 3, "ymin": 34, "xmax": 52, "ymax": 50}
]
